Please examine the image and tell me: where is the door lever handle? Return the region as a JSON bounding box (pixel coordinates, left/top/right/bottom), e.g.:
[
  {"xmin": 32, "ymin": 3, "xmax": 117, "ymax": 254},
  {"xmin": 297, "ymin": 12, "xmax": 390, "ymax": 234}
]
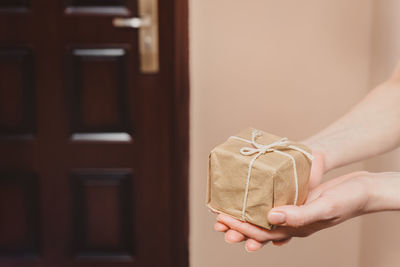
[
  {"xmin": 112, "ymin": 16, "xmax": 151, "ymax": 28},
  {"xmin": 112, "ymin": 0, "xmax": 159, "ymax": 73}
]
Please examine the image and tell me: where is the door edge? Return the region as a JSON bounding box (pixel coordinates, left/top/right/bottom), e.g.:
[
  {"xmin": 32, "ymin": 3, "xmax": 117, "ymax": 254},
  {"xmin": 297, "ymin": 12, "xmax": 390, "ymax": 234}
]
[{"xmin": 170, "ymin": 0, "xmax": 190, "ymax": 266}]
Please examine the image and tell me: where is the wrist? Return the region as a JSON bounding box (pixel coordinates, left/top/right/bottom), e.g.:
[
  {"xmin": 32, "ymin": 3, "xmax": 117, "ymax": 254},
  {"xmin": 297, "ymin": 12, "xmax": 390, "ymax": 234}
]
[
  {"xmin": 361, "ymin": 174, "xmax": 376, "ymax": 213},
  {"xmin": 302, "ymin": 139, "xmax": 329, "ymax": 173},
  {"xmin": 363, "ymin": 172, "xmax": 400, "ymax": 213}
]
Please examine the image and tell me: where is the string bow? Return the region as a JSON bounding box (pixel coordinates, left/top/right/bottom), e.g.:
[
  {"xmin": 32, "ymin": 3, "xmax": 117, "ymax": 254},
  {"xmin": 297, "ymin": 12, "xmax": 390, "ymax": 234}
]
[{"xmin": 239, "ymin": 130, "xmax": 291, "ymax": 156}]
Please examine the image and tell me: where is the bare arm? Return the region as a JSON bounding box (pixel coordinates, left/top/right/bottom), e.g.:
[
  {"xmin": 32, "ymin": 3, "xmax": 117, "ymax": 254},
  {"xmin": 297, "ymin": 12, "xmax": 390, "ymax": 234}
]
[
  {"xmin": 305, "ymin": 69, "xmax": 400, "ymax": 172},
  {"xmin": 214, "ymin": 61, "xmax": 400, "ymax": 252}
]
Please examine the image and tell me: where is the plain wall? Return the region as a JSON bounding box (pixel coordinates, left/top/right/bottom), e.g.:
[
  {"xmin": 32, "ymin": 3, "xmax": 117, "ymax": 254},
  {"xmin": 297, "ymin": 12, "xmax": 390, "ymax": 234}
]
[
  {"xmin": 360, "ymin": 1, "xmax": 400, "ymax": 266},
  {"xmin": 190, "ymin": 1, "xmax": 373, "ymax": 266}
]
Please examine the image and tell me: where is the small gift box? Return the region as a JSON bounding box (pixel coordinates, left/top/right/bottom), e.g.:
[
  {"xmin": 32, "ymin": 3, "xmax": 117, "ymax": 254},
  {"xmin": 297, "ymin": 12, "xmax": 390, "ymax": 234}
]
[{"xmin": 206, "ymin": 127, "xmax": 313, "ymax": 230}]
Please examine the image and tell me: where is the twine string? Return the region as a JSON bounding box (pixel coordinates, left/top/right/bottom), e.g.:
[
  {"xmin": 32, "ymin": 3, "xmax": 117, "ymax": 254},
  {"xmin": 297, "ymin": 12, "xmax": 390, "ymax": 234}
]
[{"xmin": 229, "ymin": 130, "xmax": 313, "ymax": 221}]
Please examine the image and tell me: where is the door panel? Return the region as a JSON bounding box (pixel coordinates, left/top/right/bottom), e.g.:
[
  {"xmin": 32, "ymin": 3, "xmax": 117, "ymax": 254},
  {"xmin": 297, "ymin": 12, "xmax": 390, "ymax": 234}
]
[
  {"xmin": 0, "ymin": 48, "xmax": 35, "ymax": 137},
  {"xmin": 72, "ymin": 170, "xmax": 133, "ymax": 260},
  {"xmin": 64, "ymin": 0, "xmax": 134, "ymax": 16},
  {"xmin": 0, "ymin": 172, "xmax": 39, "ymax": 258},
  {"xmin": 0, "ymin": 1, "xmax": 29, "ymax": 9},
  {"xmin": 68, "ymin": 47, "xmax": 131, "ymax": 134},
  {"xmin": 0, "ymin": 0, "xmax": 185, "ymax": 266},
  {"xmin": 67, "ymin": 0, "xmax": 126, "ymax": 6}
]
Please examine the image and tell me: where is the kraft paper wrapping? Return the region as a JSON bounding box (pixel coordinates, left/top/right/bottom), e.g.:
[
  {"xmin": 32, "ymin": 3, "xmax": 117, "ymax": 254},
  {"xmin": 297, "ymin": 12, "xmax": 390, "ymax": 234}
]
[{"xmin": 206, "ymin": 127, "xmax": 312, "ymax": 230}]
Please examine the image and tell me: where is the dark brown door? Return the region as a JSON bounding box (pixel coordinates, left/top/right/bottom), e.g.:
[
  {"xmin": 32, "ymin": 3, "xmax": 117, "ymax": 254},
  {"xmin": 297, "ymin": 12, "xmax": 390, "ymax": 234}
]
[{"xmin": 0, "ymin": 1, "xmax": 188, "ymax": 266}]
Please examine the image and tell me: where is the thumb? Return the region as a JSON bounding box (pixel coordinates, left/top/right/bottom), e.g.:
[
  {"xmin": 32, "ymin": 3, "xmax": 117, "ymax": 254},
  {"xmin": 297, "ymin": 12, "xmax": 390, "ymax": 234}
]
[{"xmin": 268, "ymin": 198, "xmax": 333, "ymax": 227}]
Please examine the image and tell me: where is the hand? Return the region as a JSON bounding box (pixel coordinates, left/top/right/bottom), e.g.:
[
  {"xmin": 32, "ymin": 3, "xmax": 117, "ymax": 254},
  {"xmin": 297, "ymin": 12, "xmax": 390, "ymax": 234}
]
[
  {"xmin": 213, "ymin": 150, "xmax": 326, "ymax": 251},
  {"xmin": 215, "ymin": 171, "xmax": 373, "ymax": 251}
]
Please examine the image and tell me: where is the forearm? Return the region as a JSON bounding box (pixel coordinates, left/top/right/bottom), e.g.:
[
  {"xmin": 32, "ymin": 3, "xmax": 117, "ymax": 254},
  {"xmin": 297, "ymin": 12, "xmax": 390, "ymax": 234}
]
[
  {"xmin": 304, "ymin": 80, "xmax": 400, "ymax": 172},
  {"xmin": 365, "ymin": 172, "xmax": 400, "ymax": 212}
]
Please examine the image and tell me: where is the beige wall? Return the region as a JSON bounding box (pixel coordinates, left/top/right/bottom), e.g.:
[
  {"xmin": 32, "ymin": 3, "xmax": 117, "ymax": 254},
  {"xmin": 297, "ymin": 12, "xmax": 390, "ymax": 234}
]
[
  {"xmin": 361, "ymin": 1, "xmax": 400, "ymax": 267},
  {"xmin": 190, "ymin": 1, "xmax": 373, "ymax": 266}
]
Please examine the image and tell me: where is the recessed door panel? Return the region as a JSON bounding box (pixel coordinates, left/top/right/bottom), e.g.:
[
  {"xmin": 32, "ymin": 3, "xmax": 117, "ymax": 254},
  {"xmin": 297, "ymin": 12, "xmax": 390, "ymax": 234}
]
[
  {"xmin": 0, "ymin": 48, "xmax": 35, "ymax": 137},
  {"xmin": 68, "ymin": 0, "xmax": 126, "ymax": 6},
  {"xmin": 65, "ymin": 0, "xmax": 131, "ymax": 15},
  {"xmin": 68, "ymin": 48, "xmax": 130, "ymax": 135},
  {"xmin": 0, "ymin": 172, "xmax": 39, "ymax": 257},
  {"xmin": 0, "ymin": 0, "xmax": 29, "ymax": 9},
  {"xmin": 72, "ymin": 170, "xmax": 134, "ymax": 260}
]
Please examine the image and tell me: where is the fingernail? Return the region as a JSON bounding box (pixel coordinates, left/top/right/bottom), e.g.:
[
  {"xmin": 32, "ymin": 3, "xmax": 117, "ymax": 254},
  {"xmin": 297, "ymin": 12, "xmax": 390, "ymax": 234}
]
[
  {"xmin": 268, "ymin": 211, "xmax": 286, "ymax": 224},
  {"xmin": 245, "ymin": 246, "xmax": 253, "ymax": 253}
]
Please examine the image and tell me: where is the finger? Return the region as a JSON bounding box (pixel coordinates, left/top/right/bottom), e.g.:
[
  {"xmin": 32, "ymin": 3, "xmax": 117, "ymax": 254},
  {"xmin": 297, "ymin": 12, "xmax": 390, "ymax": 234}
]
[
  {"xmin": 214, "ymin": 222, "xmax": 229, "ymax": 232},
  {"xmin": 208, "ymin": 209, "xmax": 219, "ymax": 215},
  {"xmin": 272, "ymin": 237, "xmax": 291, "ymax": 246},
  {"xmin": 268, "ymin": 197, "xmax": 333, "ymax": 228},
  {"xmin": 225, "ymin": 229, "xmax": 246, "ymax": 243},
  {"xmin": 217, "ymin": 213, "xmax": 289, "ymax": 242},
  {"xmin": 245, "ymin": 238, "xmax": 265, "ymax": 252}
]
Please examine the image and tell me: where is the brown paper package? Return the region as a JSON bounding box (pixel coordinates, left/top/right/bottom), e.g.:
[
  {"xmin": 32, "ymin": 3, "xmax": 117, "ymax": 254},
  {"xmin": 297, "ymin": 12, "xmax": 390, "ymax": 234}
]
[{"xmin": 206, "ymin": 127, "xmax": 312, "ymax": 230}]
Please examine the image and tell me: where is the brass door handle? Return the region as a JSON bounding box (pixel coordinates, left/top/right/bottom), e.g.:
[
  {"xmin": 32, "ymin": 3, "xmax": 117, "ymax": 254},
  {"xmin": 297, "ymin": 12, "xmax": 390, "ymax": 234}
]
[
  {"xmin": 112, "ymin": 0, "xmax": 159, "ymax": 73},
  {"xmin": 113, "ymin": 17, "xmax": 150, "ymax": 28}
]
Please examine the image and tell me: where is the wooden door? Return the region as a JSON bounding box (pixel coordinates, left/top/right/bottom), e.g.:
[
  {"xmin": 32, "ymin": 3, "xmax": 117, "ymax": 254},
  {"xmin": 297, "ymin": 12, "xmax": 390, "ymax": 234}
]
[{"xmin": 0, "ymin": 0, "xmax": 188, "ymax": 266}]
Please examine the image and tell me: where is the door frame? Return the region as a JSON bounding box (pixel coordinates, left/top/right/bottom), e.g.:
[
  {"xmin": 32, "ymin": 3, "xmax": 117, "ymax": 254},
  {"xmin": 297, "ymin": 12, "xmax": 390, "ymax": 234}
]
[{"xmin": 170, "ymin": 0, "xmax": 189, "ymax": 266}]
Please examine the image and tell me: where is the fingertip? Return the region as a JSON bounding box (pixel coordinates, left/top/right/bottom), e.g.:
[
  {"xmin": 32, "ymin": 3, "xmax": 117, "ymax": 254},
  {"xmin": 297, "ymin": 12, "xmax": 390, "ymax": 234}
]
[
  {"xmin": 245, "ymin": 239, "xmax": 264, "ymax": 252},
  {"xmin": 225, "ymin": 229, "xmax": 245, "ymax": 243},
  {"xmin": 267, "ymin": 211, "xmax": 287, "ymax": 225},
  {"xmin": 214, "ymin": 222, "xmax": 229, "ymax": 232},
  {"xmin": 269, "ymin": 205, "xmax": 303, "ymax": 226},
  {"xmin": 217, "ymin": 213, "xmax": 228, "ymax": 222}
]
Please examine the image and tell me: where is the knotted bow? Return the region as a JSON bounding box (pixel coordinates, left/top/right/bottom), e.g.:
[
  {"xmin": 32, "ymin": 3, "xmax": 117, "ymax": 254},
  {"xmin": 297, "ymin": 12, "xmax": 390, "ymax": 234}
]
[{"xmin": 230, "ymin": 130, "xmax": 313, "ymax": 221}]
